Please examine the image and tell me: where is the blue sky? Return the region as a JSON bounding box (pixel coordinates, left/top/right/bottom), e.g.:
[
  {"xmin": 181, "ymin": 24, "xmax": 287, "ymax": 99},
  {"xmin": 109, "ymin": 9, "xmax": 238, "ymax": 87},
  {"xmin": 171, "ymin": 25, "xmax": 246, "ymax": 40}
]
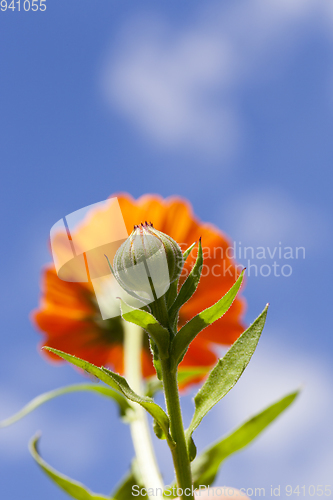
[{"xmin": 0, "ymin": 1, "xmax": 332, "ymax": 498}]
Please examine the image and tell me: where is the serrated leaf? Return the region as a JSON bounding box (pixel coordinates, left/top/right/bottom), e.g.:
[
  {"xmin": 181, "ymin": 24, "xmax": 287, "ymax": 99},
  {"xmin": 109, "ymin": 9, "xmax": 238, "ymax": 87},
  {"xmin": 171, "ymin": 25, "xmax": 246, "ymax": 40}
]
[
  {"xmin": 191, "ymin": 390, "xmax": 299, "ymax": 487},
  {"xmin": 44, "ymin": 347, "xmax": 170, "ymax": 441},
  {"xmin": 168, "ymin": 239, "xmax": 203, "ymax": 329},
  {"xmin": 120, "ymin": 299, "xmax": 170, "ymax": 358},
  {"xmin": 29, "ymin": 434, "xmax": 111, "ymax": 500},
  {"xmin": 171, "ymin": 270, "xmax": 245, "ymax": 367},
  {"xmin": 0, "ymin": 384, "xmax": 132, "ymax": 428},
  {"xmin": 186, "ymin": 305, "xmax": 268, "ymax": 441}
]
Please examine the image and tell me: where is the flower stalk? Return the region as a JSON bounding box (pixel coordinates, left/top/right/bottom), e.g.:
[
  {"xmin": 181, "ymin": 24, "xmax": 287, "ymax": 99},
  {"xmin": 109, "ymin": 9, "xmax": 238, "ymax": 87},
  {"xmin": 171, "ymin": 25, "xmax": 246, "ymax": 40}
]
[
  {"xmin": 155, "ymin": 292, "xmax": 195, "ymax": 500},
  {"xmin": 160, "ymin": 357, "xmax": 195, "ymax": 500},
  {"xmin": 124, "ymin": 309, "xmax": 194, "ymax": 500}
]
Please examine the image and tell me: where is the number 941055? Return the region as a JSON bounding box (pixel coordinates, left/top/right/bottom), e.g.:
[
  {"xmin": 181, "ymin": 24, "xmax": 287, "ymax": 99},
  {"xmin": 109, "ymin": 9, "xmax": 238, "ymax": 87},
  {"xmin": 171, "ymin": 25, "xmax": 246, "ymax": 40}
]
[{"xmin": 1, "ymin": 0, "xmax": 46, "ymax": 11}]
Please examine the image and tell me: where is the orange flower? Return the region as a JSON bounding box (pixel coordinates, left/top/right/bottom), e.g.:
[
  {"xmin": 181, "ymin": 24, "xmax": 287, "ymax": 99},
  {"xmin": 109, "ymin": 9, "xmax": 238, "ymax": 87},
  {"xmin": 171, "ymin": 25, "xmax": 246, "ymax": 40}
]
[{"xmin": 32, "ymin": 194, "xmax": 246, "ymax": 384}]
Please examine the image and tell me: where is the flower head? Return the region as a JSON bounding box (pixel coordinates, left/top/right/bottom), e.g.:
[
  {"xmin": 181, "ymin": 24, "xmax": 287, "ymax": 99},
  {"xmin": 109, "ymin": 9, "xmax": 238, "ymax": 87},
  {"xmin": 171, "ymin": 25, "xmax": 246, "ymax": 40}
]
[
  {"xmin": 32, "ymin": 194, "xmax": 246, "ymax": 385},
  {"xmin": 112, "ymin": 221, "xmax": 183, "ymax": 303}
]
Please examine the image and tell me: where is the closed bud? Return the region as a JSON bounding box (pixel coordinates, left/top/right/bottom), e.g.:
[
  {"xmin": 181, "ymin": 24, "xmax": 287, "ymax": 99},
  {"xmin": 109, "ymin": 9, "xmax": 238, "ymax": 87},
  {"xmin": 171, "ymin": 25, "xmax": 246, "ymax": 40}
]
[{"xmin": 113, "ymin": 222, "xmax": 183, "ymax": 303}]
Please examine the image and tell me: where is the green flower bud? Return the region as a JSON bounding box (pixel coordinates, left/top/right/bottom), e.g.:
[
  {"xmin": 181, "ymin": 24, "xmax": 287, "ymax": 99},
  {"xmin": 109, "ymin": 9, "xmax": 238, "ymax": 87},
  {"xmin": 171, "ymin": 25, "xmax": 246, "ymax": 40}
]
[{"xmin": 113, "ymin": 222, "xmax": 183, "ymax": 303}]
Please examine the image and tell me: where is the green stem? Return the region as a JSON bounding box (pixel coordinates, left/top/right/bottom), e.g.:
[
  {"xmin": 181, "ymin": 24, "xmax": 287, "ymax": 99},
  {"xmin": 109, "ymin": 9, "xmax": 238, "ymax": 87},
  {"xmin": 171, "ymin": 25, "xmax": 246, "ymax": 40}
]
[
  {"xmin": 160, "ymin": 358, "xmax": 194, "ymax": 500},
  {"xmin": 123, "ymin": 321, "xmax": 164, "ymax": 500},
  {"xmin": 153, "ymin": 296, "xmax": 194, "ymax": 500}
]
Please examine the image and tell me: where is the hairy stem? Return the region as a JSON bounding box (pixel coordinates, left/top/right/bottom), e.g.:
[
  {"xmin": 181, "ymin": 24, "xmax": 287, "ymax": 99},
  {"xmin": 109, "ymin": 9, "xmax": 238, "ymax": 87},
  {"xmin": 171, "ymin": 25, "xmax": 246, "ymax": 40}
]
[
  {"xmin": 161, "ymin": 358, "xmax": 195, "ymax": 500},
  {"xmin": 152, "ymin": 296, "xmax": 194, "ymax": 500}
]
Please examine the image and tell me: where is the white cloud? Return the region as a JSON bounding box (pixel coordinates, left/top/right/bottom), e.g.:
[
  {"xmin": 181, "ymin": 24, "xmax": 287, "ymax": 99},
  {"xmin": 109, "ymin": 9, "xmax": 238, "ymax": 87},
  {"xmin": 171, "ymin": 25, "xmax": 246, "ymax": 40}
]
[
  {"xmin": 221, "ymin": 339, "xmax": 331, "ymax": 449},
  {"xmin": 100, "ymin": 0, "xmax": 333, "ymax": 157},
  {"xmin": 102, "ymin": 17, "xmax": 238, "ymax": 158}
]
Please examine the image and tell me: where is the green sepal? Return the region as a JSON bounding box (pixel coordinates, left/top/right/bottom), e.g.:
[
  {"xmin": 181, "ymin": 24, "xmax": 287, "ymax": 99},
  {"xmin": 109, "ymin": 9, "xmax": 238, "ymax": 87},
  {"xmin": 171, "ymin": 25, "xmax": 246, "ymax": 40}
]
[
  {"xmin": 191, "ymin": 390, "xmax": 299, "ymax": 488},
  {"xmin": 186, "ymin": 305, "xmax": 268, "ymax": 442},
  {"xmin": 166, "ymin": 280, "xmax": 178, "ymax": 310},
  {"xmin": 43, "ymin": 347, "xmax": 171, "ymax": 442},
  {"xmin": 171, "ymin": 270, "xmax": 245, "ymax": 368},
  {"xmin": 166, "ymin": 242, "xmax": 196, "ymax": 310},
  {"xmin": 0, "ymin": 384, "xmax": 132, "ymax": 428},
  {"xmin": 182, "ymin": 241, "xmax": 196, "ymax": 262},
  {"xmin": 120, "ymin": 299, "xmax": 170, "ymax": 359},
  {"xmin": 29, "ymin": 434, "xmax": 112, "ymax": 500},
  {"xmin": 168, "ymin": 239, "xmax": 203, "ymax": 330},
  {"xmin": 112, "ymin": 460, "xmax": 148, "ymax": 499}
]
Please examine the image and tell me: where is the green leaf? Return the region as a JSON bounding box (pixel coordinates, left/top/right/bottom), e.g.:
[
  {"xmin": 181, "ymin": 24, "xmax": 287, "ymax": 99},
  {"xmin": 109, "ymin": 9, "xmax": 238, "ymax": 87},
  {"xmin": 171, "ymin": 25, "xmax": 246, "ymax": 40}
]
[
  {"xmin": 112, "ymin": 461, "xmax": 148, "ymax": 500},
  {"xmin": 0, "ymin": 384, "xmax": 132, "ymax": 428},
  {"xmin": 188, "ymin": 436, "xmax": 197, "ymax": 462},
  {"xmin": 186, "ymin": 305, "xmax": 268, "ymax": 441},
  {"xmin": 44, "ymin": 347, "xmax": 171, "ymax": 442},
  {"xmin": 166, "ymin": 242, "xmax": 196, "ymax": 310},
  {"xmin": 191, "ymin": 390, "xmax": 299, "ymax": 487},
  {"xmin": 120, "ymin": 299, "xmax": 170, "ymax": 359},
  {"xmin": 182, "ymin": 241, "xmax": 196, "ymax": 262},
  {"xmin": 102, "ymin": 367, "xmax": 171, "ymax": 440},
  {"xmin": 168, "ymin": 239, "xmax": 203, "ymax": 329},
  {"xmin": 153, "ymin": 419, "xmax": 166, "ymax": 440},
  {"xmin": 145, "ymin": 376, "xmax": 163, "ymax": 398},
  {"xmin": 177, "ymin": 366, "xmax": 211, "ymax": 387},
  {"xmin": 171, "ymin": 270, "xmax": 245, "ymax": 367},
  {"xmin": 112, "ymin": 471, "xmax": 137, "ymax": 500},
  {"xmin": 149, "ymin": 337, "xmax": 163, "ymax": 381},
  {"xmin": 29, "ymin": 434, "xmax": 112, "ymax": 500}
]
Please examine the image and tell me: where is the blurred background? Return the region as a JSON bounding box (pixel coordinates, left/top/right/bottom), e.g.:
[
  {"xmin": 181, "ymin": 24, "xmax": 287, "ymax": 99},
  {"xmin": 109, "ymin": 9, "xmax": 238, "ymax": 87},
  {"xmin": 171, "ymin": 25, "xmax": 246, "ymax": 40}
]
[{"xmin": 0, "ymin": 0, "xmax": 332, "ymax": 498}]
